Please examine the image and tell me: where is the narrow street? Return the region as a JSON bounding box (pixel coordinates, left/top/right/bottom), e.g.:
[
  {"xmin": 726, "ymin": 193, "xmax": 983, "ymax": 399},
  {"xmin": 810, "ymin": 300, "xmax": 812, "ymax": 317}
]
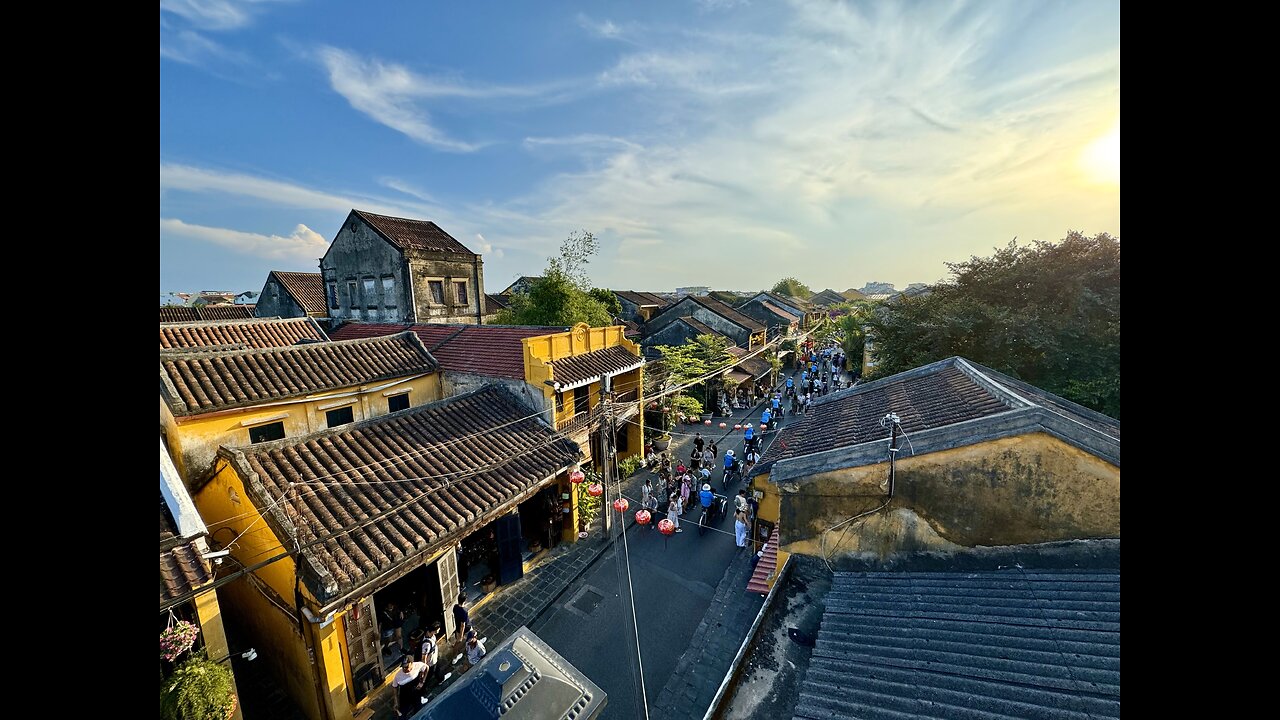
[{"xmin": 530, "ymin": 361, "xmax": 839, "ymax": 718}]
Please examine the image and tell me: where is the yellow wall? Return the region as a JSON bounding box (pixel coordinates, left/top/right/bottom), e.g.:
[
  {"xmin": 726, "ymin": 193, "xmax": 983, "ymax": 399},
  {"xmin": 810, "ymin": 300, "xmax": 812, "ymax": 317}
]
[
  {"xmin": 164, "ymin": 373, "xmax": 442, "ymax": 487},
  {"xmin": 760, "ymin": 433, "xmax": 1120, "ymax": 561},
  {"xmin": 194, "ymin": 586, "xmax": 243, "ymax": 720}
]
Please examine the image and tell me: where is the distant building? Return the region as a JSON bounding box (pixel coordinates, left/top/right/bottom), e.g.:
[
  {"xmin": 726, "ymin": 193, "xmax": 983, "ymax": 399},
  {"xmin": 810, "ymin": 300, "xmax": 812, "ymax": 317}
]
[
  {"xmin": 500, "ymin": 275, "xmax": 542, "ymax": 296},
  {"xmin": 840, "ymin": 288, "xmax": 867, "ymax": 302},
  {"xmin": 255, "ymin": 271, "xmax": 328, "ymax": 319},
  {"xmin": 737, "ymin": 298, "xmax": 800, "ymax": 339},
  {"xmin": 613, "ymin": 290, "xmax": 668, "ymax": 323},
  {"xmin": 740, "ymin": 292, "xmax": 821, "ymax": 329},
  {"xmin": 160, "ymin": 292, "xmax": 191, "ymax": 307},
  {"xmin": 644, "ymin": 295, "xmax": 766, "ymax": 352},
  {"xmin": 808, "ymin": 289, "xmax": 847, "ymax": 306},
  {"xmin": 675, "ymin": 286, "xmax": 712, "ymax": 297},
  {"xmin": 321, "ymin": 209, "xmax": 487, "ymax": 325},
  {"xmin": 234, "ymin": 291, "xmax": 259, "ymax": 305},
  {"xmin": 857, "ymin": 281, "xmax": 897, "ymax": 296},
  {"xmin": 160, "ymin": 305, "xmax": 256, "ymax": 323}
]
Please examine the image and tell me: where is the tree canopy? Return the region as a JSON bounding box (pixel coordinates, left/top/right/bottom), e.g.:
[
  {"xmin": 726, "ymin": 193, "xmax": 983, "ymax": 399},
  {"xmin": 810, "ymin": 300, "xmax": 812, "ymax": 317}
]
[
  {"xmin": 866, "ymin": 231, "xmax": 1120, "ymax": 418},
  {"xmin": 770, "ymin": 277, "xmax": 813, "ymax": 298},
  {"xmin": 495, "ymin": 231, "xmax": 614, "ymax": 327}
]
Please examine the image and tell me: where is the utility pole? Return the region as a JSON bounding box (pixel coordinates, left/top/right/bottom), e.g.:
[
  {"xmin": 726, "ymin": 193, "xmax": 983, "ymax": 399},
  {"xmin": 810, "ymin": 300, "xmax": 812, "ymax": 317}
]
[{"xmin": 601, "ymin": 375, "xmax": 615, "ymax": 540}]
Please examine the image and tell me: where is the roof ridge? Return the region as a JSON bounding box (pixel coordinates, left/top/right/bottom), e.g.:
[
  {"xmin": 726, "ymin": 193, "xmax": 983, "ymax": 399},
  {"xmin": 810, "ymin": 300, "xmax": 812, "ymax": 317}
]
[{"xmin": 159, "ymin": 330, "xmax": 420, "ymax": 360}]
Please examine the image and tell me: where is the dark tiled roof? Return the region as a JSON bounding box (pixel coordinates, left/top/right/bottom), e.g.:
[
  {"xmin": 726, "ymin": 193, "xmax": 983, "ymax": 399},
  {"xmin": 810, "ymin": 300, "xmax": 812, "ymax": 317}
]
[
  {"xmin": 501, "ymin": 276, "xmax": 543, "ymax": 295},
  {"xmin": 231, "ymin": 386, "xmax": 581, "ymax": 604},
  {"xmin": 329, "ymin": 323, "xmax": 567, "ymax": 380},
  {"xmin": 762, "ymin": 361, "xmax": 1010, "ymax": 467},
  {"xmin": 160, "ymin": 332, "xmax": 438, "ymax": 416},
  {"xmin": 270, "ymin": 271, "xmax": 327, "ymax": 315},
  {"xmin": 550, "ymin": 346, "xmax": 643, "ymax": 389},
  {"xmin": 159, "ymin": 317, "xmax": 328, "ymax": 350},
  {"xmin": 679, "ymin": 317, "xmax": 724, "ymax": 338},
  {"xmin": 484, "ymin": 293, "xmax": 510, "ymax": 312},
  {"xmin": 809, "ymin": 289, "xmax": 848, "ymax": 306},
  {"xmin": 684, "ymin": 295, "xmax": 765, "ymax": 332},
  {"xmin": 759, "ymin": 357, "xmax": 1120, "ymax": 474},
  {"xmin": 794, "ymin": 569, "xmax": 1120, "ymax": 720},
  {"xmin": 841, "ymin": 288, "xmax": 867, "ymax": 301},
  {"xmin": 160, "ymin": 540, "xmax": 213, "ymax": 603},
  {"xmin": 161, "ymin": 305, "xmax": 258, "ymax": 323},
  {"xmin": 614, "ymin": 290, "xmax": 666, "ymax": 307},
  {"xmin": 758, "ymin": 291, "xmax": 811, "ymax": 314},
  {"xmin": 737, "ymin": 356, "xmax": 772, "ymax": 379},
  {"xmin": 760, "ymin": 301, "xmax": 800, "ymax": 321},
  {"xmin": 353, "ymin": 210, "xmax": 475, "ymax": 254}
]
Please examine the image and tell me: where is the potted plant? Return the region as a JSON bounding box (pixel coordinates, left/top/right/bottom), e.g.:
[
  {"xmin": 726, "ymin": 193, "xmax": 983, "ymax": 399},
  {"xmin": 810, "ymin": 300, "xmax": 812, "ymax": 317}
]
[
  {"xmin": 160, "ymin": 652, "xmax": 238, "ymax": 720},
  {"xmin": 576, "ymin": 471, "xmax": 603, "ymax": 534}
]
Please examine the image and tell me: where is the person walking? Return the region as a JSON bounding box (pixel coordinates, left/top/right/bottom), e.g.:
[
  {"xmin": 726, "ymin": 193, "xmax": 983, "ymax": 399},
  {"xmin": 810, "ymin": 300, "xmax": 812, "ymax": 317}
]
[
  {"xmin": 668, "ymin": 493, "xmax": 683, "ymax": 532},
  {"xmin": 735, "ymin": 509, "xmax": 750, "ymax": 547},
  {"xmin": 709, "ymin": 440, "xmax": 718, "ymax": 459},
  {"xmin": 680, "ymin": 475, "xmax": 692, "ymax": 513},
  {"xmin": 694, "ymin": 432, "xmax": 704, "ymax": 455},
  {"xmin": 641, "ymin": 478, "xmax": 653, "ymax": 508},
  {"xmin": 451, "ymin": 594, "xmax": 471, "ymax": 645},
  {"xmin": 463, "ymin": 630, "xmax": 487, "ymax": 671},
  {"xmin": 392, "ymin": 656, "xmax": 430, "ymax": 718}
]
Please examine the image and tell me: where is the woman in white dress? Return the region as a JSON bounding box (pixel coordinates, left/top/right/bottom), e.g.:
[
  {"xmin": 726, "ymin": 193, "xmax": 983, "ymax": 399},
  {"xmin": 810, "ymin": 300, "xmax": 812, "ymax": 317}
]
[{"xmin": 668, "ymin": 493, "xmax": 683, "ymax": 532}]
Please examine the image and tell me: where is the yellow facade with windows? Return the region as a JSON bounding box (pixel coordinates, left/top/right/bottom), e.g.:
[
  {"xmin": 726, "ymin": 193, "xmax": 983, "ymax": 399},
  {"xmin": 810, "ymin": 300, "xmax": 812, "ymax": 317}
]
[
  {"xmin": 522, "ymin": 324, "xmax": 645, "ymax": 538},
  {"xmin": 161, "ymin": 373, "xmax": 442, "ymax": 486}
]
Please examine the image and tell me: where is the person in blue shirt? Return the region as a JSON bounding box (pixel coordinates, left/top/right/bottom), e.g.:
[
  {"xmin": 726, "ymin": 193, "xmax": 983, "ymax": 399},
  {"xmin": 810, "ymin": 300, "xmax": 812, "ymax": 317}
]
[
  {"xmin": 723, "ymin": 449, "xmax": 737, "ymax": 471},
  {"xmin": 771, "ymin": 395, "xmax": 780, "ymax": 412},
  {"xmin": 699, "ymin": 483, "xmax": 715, "ymax": 509},
  {"xmin": 761, "ymin": 408, "xmax": 772, "ymax": 427},
  {"xmin": 785, "ymin": 376, "xmax": 794, "ymax": 397}
]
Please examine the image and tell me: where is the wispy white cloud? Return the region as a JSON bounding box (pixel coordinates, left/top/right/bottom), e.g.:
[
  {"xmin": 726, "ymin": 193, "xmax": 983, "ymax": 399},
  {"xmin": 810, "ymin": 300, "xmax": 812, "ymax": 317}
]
[
  {"xmin": 160, "ymin": 30, "xmax": 248, "ymax": 66},
  {"xmin": 474, "ymin": 233, "xmax": 504, "ymax": 259},
  {"xmin": 316, "ymin": 46, "xmax": 576, "ymax": 151},
  {"xmin": 161, "ymin": 218, "xmax": 328, "ymax": 262},
  {"xmin": 523, "ymin": 135, "xmax": 641, "ymax": 152},
  {"xmin": 159, "ymin": 0, "xmax": 287, "ymax": 31},
  {"xmin": 576, "ymin": 13, "xmax": 623, "ymax": 39}
]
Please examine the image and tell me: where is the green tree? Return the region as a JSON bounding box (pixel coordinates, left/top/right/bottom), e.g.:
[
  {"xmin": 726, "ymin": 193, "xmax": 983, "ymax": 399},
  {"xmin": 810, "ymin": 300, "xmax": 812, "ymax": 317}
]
[
  {"xmin": 867, "ymin": 231, "xmax": 1120, "ymax": 418},
  {"xmin": 496, "ymin": 231, "xmax": 614, "ymax": 327},
  {"xmin": 770, "ymin": 277, "xmax": 813, "ymax": 298},
  {"xmin": 589, "ymin": 288, "xmax": 623, "ymax": 317}
]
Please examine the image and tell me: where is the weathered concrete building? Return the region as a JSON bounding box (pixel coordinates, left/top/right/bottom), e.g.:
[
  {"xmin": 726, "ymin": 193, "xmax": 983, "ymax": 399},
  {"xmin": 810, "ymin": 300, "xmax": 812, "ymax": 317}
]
[
  {"xmin": 613, "ymin": 290, "xmax": 668, "ymax": 324},
  {"xmin": 254, "ymin": 270, "xmax": 328, "ymax": 319},
  {"xmin": 737, "ymin": 297, "xmax": 801, "ymax": 340},
  {"xmin": 321, "ymin": 209, "xmax": 486, "ymax": 325},
  {"xmin": 751, "ymin": 357, "xmax": 1120, "ymax": 561},
  {"xmin": 741, "ymin": 291, "xmax": 821, "ymax": 328}
]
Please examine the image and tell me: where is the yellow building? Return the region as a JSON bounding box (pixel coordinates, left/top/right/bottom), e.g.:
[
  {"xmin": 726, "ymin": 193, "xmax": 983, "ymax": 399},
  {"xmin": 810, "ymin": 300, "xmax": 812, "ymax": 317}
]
[
  {"xmin": 160, "ymin": 331, "xmax": 442, "ymax": 486},
  {"xmin": 327, "ymin": 322, "xmax": 647, "ymax": 543},
  {"xmin": 194, "ymin": 386, "xmax": 581, "ymax": 720},
  {"xmin": 749, "ymin": 357, "xmax": 1120, "ymax": 561},
  {"xmin": 161, "ymin": 437, "xmax": 243, "ymax": 720}
]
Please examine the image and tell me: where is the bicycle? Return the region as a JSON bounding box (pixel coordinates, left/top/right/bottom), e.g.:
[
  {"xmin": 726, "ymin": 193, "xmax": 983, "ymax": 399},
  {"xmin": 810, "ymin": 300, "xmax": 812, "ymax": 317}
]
[{"xmin": 697, "ymin": 494, "xmax": 726, "ymax": 536}]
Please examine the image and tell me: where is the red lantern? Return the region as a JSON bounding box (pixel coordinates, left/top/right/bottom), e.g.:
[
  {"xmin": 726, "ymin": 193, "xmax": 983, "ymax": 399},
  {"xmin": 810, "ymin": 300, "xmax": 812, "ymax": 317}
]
[
  {"xmin": 569, "ymin": 469, "xmax": 585, "ymax": 484},
  {"xmin": 734, "ymin": 424, "xmax": 742, "ymax": 430},
  {"xmin": 719, "ymin": 422, "xmax": 727, "ymax": 428},
  {"xmin": 587, "ymin": 483, "xmax": 603, "ymax": 497},
  {"xmin": 613, "ymin": 497, "xmax": 629, "ymax": 513},
  {"xmin": 635, "ymin": 510, "xmax": 652, "ymax": 525},
  {"xmin": 704, "ymin": 419, "xmax": 712, "ymax": 426},
  {"xmin": 658, "ymin": 519, "xmax": 675, "ymax": 536}
]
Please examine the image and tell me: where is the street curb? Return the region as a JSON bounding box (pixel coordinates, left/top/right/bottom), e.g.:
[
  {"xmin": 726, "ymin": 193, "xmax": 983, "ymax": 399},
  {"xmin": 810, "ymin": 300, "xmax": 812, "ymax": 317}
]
[{"xmin": 701, "ymin": 554, "xmax": 794, "ymax": 720}]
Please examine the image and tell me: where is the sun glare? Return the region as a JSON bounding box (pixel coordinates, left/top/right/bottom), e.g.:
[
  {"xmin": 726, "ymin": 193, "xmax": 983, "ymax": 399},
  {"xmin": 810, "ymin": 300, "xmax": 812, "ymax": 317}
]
[{"xmin": 1080, "ymin": 123, "xmax": 1120, "ymax": 186}]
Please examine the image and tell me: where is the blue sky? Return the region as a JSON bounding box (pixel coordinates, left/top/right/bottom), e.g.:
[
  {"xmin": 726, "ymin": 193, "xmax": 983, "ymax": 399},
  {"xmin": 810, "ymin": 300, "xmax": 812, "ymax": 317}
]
[{"xmin": 160, "ymin": 0, "xmax": 1120, "ymax": 296}]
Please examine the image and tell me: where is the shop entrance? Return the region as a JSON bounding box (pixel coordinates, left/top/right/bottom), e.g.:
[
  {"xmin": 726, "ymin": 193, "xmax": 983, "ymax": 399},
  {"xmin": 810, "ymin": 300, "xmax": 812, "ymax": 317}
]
[{"xmin": 370, "ymin": 562, "xmax": 445, "ymax": 674}]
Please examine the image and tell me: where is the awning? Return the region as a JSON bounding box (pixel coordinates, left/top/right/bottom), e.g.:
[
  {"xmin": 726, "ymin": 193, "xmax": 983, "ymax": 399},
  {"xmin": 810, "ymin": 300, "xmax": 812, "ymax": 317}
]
[{"xmin": 725, "ymin": 369, "xmax": 753, "ymax": 384}]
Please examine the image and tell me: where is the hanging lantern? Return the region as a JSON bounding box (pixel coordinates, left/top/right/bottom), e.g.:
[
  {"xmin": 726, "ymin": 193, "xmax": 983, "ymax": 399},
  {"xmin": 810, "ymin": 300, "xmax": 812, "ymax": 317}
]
[
  {"xmin": 613, "ymin": 497, "xmax": 629, "ymax": 513},
  {"xmin": 704, "ymin": 419, "xmax": 712, "ymax": 426},
  {"xmin": 658, "ymin": 519, "xmax": 676, "ymax": 536},
  {"xmin": 719, "ymin": 422, "xmax": 727, "ymax": 429},
  {"xmin": 587, "ymin": 483, "xmax": 603, "ymax": 497},
  {"xmin": 734, "ymin": 424, "xmax": 742, "ymax": 430},
  {"xmin": 569, "ymin": 469, "xmax": 586, "ymax": 484},
  {"xmin": 635, "ymin": 510, "xmax": 652, "ymax": 525}
]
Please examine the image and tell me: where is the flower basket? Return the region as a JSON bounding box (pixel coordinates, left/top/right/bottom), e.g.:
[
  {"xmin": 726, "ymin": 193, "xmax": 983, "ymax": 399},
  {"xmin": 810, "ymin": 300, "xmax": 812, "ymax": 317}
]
[{"xmin": 160, "ymin": 620, "xmax": 201, "ymax": 662}]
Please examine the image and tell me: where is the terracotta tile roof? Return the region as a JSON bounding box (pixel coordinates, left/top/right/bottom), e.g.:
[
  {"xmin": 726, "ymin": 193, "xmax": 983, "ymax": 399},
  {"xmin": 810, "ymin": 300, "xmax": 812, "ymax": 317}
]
[
  {"xmin": 270, "ymin": 271, "xmax": 327, "ymax": 315},
  {"xmin": 328, "ymin": 323, "xmax": 567, "ymax": 380},
  {"xmin": 354, "ymin": 210, "xmax": 475, "ymax": 254},
  {"xmin": 549, "ymin": 346, "xmax": 643, "ymax": 390},
  {"xmin": 758, "ymin": 357, "xmax": 1120, "ymax": 473},
  {"xmin": 746, "ymin": 526, "xmax": 779, "ymax": 594},
  {"xmin": 686, "ymin": 295, "xmax": 765, "ymax": 332},
  {"xmin": 197, "ymin": 305, "xmax": 257, "ymax": 321},
  {"xmin": 229, "ymin": 386, "xmax": 581, "ymax": 604},
  {"xmin": 161, "ymin": 540, "xmax": 213, "ymax": 602},
  {"xmin": 160, "ymin": 332, "xmax": 438, "ymax": 416},
  {"xmin": 161, "ymin": 305, "xmax": 257, "ymax": 323},
  {"xmin": 159, "ymin": 317, "xmax": 328, "ymax": 351},
  {"xmin": 760, "ymin": 301, "xmax": 800, "ymax": 321}
]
